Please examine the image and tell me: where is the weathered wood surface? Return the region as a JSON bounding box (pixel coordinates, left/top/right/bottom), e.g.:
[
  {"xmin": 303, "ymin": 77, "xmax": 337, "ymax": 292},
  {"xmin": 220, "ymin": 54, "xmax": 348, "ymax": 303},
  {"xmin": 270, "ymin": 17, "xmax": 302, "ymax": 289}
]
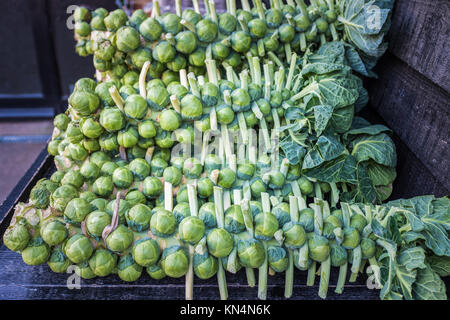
[
  {"xmin": 388, "ymin": 0, "xmax": 450, "ymax": 93},
  {"xmin": 367, "ymin": 54, "xmax": 450, "ymax": 192},
  {"xmin": 0, "ymin": 244, "xmax": 379, "ymax": 300}
]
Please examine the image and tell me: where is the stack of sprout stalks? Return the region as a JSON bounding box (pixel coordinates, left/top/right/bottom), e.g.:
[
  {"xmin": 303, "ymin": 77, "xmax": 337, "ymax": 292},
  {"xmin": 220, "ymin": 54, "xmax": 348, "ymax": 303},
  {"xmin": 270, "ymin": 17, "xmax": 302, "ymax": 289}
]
[{"xmin": 2, "ymin": 0, "xmax": 449, "ymax": 301}]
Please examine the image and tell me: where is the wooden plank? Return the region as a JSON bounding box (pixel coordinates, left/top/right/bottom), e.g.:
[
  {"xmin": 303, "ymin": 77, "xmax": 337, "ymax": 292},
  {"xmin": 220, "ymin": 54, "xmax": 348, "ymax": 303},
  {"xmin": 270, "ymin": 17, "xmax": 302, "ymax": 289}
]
[
  {"xmin": 367, "ymin": 54, "xmax": 450, "ymax": 191},
  {"xmin": 388, "ymin": 0, "xmax": 450, "ymax": 92}
]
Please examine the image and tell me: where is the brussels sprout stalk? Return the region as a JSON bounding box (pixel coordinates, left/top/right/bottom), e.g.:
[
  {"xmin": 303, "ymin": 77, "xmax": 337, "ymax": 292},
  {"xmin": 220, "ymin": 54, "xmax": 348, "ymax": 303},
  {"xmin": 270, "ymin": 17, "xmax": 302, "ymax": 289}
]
[
  {"xmin": 258, "ymin": 192, "xmax": 271, "ymax": 300},
  {"xmin": 213, "ymin": 186, "xmax": 229, "ymax": 300},
  {"xmin": 108, "ymin": 86, "xmax": 124, "ymax": 112},
  {"xmin": 102, "ymin": 191, "xmax": 121, "ymax": 245},
  {"xmin": 185, "ymin": 184, "xmax": 199, "ymax": 300},
  {"xmin": 139, "ymin": 61, "xmax": 151, "ymax": 99},
  {"xmin": 284, "ymin": 195, "xmax": 298, "ymax": 298},
  {"xmin": 205, "ymin": 59, "xmax": 219, "ymax": 131}
]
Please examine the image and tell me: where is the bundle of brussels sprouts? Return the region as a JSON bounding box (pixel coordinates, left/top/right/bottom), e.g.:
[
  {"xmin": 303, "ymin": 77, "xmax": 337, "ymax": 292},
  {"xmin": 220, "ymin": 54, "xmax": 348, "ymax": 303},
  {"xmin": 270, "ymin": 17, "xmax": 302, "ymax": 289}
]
[{"xmin": 2, "ymin": 0, "xmax": 449, "ymax": 301}]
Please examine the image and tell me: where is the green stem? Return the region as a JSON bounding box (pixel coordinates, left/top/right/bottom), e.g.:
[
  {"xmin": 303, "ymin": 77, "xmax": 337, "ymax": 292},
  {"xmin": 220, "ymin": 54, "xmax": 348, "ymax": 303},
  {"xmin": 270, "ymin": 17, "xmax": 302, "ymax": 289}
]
[
  {"xmin": 208, "ymin": 0, "xmax": 218, "ymax": 23},
  {"xmin": 139, "ymin": 61, "xmax": 150, "ymax": 99},
  {"xmin": 181, "ymin": 19, "xmax": 196, "ymax": 33},
  {"xmin": 108, "ymin": 86, "xmax": 124, "ymax": 112},
  {"xmin": 188, "ymin": 73, "xmax": 201, "ymax": 98},
  {"xmin": 349, "ymin": 245, "xmax": 362, "ymax": 282},
  {"xmin": 175, "ymin": 0, "xmax": 182, "ymax": 16},
  {"xmin": 335, "ymin": 263, "xmax": 347, "ymax": 294},
  {"xmin": 192, "ymin": 0, "xmax": 201, "ymax": 14},
  {"xmin": 285, "ymin": 249, "xmax": 294, "ymax": 298},
  {"xmin": 307, "ymin": 261, "xmax": 316, "ymax": 286},
  {"xmin": 254, "ymin": 0, "xmax": 265, "ymax": 20},
  {"xmin": 286, "ymin": 52, "xmax": 297, "ymax": 90}
]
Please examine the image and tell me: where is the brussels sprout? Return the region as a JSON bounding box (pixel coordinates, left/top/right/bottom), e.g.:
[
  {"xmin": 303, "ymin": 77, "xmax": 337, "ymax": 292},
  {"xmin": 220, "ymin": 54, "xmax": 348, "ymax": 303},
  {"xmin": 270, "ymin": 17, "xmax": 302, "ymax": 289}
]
[
  {"xmin": 323, "ymin": 215, "xmax": 343, "ymax": 239},
  {"xmin": 224, "ymin": 205, "xmax": 245, "ymax": 234},
  {"xmin": 48, "ymin": 247, "xmax": 72, "ymax": 273},
  {"xmin": 330, "ymin": 242, "xmax": 348, "ymax": 267},
  {"xmin": 244, "ymin": 110, "xmax": 258, "ymax": 128},
  {"xmin": 67, "ymin": 143, "xmax": 88, "ymax": 161},
  {"xmin": 166, "ymin": 54, "xmax": 187, "ymax": 72},
  {"xmin": 272, "ymin": 202, "xmax": 291, "ymax": 226},
  {"xmin": 162, "ymin": 70, "xmax": 179, "ymax": 86},
  {"xmin": 182, "ymin": 157, "xmax": 202, "ymax": 179},
  {"xmin": 83, "ymin": 138, "xmax": 99, "ymax": 153},
  {"xmin": 308, "ymin": 234, "xmax": 330, "ymax": 262},
  {"xmin": 136, "ymin": 121, "xmax": 155, "ymax": 140},
  {"xmin": 231, "ymin": 30, "xmax": 251, "ymax": 53},
  {"xmin": 29, "ymin": 180, "xmax": 52, "ymax": 209},
  {"xmin": 132, "ymin": 238, "xmax": 160, "ymax": 267},
  {"xmin": 115, "ymin": 26, "xmax": 141, "ymax": 53},
  {"xmin": 174, "ymin": 31, "xmax": 197, "ymax": 55},
  {"xmin": 41, "ymin": 220, "xmax": 67, "ymax": 246},
  {"xmin": 3, "ymin": 223, "xmax": 30, "ymax": 252},
  {"xmin": 161, "ymin": 13, "xmax": 182, "ymax": 34},
  {"xmin": 193, "ymin": 177, "xmax": 212, "ymax": 199},
  {"xmin": 231, "ymin": 88, "xmax": 251, "ymax": 112},
  {"xmin": 92, "ymin": 176, "xmax": 114, "ymax": 197},
  {"xmin": 122, "ymin": 71, "xmax": 139, "ymax": 86},
  {"xmin": 50, "ymin": 171, "xmax": 65, "ymax": 184},
  {"xmin": 99, "ymin": 108, "xmax": 125, "ymax": 132},
  {"xmin": 218, "ymin": 12, "xmax": 237, "ymax": 35},
  {"xmin": 85, "ymin": 211, "xmax": 111, "ymax": 237},
  {"xmin": 79, "ymin": 162, "xmax": 99, "ymax": 181},
  {"xmin": 105, "ymin": 224, "xmax": 133, "ymax": 253},
  {"xmin": 88, "ymin": 249, "xmax": 117, "ymax": 277},
  {"xmin": 21, "ymin": 236, "xmax": 50, "ymax": 265},
  {"xmin": 74, "ymin": 21, "xmax": 90, "ymax": 37},
  {"xmin": 299, "ymin": 208, "xmax": 314, "ymax": 232},
  {"xmin": 51, "ymin": 185, "xmax": 78, "ymax": 212},
  {"xmin": 350, "ymin": 214, "xmax": 368, "ymax": 233},
  {"xmin": 106, "ymin": 199, "xmax": 131, "ymax": 225},
  {"xmin": 129, "ymin": 9, "xmax": 146, "ymax": 27},
  {"xmin": 211, "ymin": 42, "xmax": 230, "ymax": 61},
  {"xmin": 237, "ymin": 238, "xmax": 265, "ymax": 268},
  {"xmin": 268, "ymin": 246, "xmax": 289, "ymax": 272},
  {"xmin": 278, "ymin": 24, "xmax": 295, "ymax": 43},
  {"xmin": 151, "ymin": 41, "xmax": 175, "ymax": 64},
  {"xmin": 265, "ymin": 9, "xmax": 283, "ymax": 28},
  {"xmin": 182, "ymin": 8, "xmax": 201, "ymax": 25},
  {"xmin": 248, "ymin": 201, "xmax": 262, "ymax": 218},
  {"xmin": 90, "ymin": 197, "xmax": 108, "ymax": 212},
  {"xmin": 179, "ymin": 93, "xmax": 203, "ymax": 121},
  {"xmin": 254, "ymin": 212, "xmax": 279, "ymax": 241},
  {"xmin": 124, "ymin": 190, "xmax": 145, "ymax": 206},
  {"xmin": 87, "ymin": 152, "xmax": 109, "ymax": 169},
  {"xmin": 123, "ymin": 94, "xmax": 148, "ymax": 120},
  {"xmin": 203, "ymin": 154, "xmax": 221, "ymax": 173},
  {"xmin": 201, "ymin": 82, "xmax": 219, "ymax": 107},
  {"xmin": 167, "ymin": 82, "xmax": 188, "ymax": 100},
  {"xmin": 74, "ymin": 6, "xmax": 90, "ymax": 22},
  {"xmin": 47, "ymin": 139, "xmax": 61, "ymax": 156},
  {"xmin": 342, "ymin": 227, "xmax": 361, "ymax": 249},
  {"xmin": 118, "ymin": 84, "xmax": 136, "ymax": 100},
  {"xmin": 194, "ymin": 251, "xmax": 218, "ymax": 279},
  {"xmin": 176, "ymin": 185, "xmax": 188, "ymax": 204},
  {"xmin": 125, "ymin": 204, "xmax": 151, "ymax": 232},
  {"xmin": 283, "ymin": 222, "xmax": 306, "ymax": 249},
  {"xmin": 197, "ymin": 202, "xmax": 216, "ymax": 229},
  {"xmin": 66, "ymin": 123, "xmax": 83, "ymax": 144},
  {"xmin": 146, "ymin": 262, "xmax": 166, "ymax": 279},
  {"xmin": 215, "ymin": 103, "xmax": 234, "ymax": 125},
  {"xmin": 112, "ymin": 167, "xmax": 134, "ymax": 189},
  {"xmin": 150, "ymin": 208, "xmax": 176, "ymax": 238},
  {"xmin": 104, "ymin": 9, "xmax": 127, "ymax": 31},
  {"xmin": 64, "ymin": 234, "xmax": 93, "ymax": 264},
  {"xmin": 139, "ymin": 17, "xmax": 162, "ymax": 41},
  {"xmin": 53, "ymin": 113, "xmax": 69, "ymax": 131},
  {"xmin": 161, "ymin": 166, "xmax": 181, "ymax": 187},
  {"xmin": 206, "ymin": 228, "xmax": 233, "ymax": 258},
  {"xmin": 74, "ymin": 260, "xmax": 96, "ymax": 279},
  {"xmin": 118, "ymin": 253, "xmax": 142, "ymax": 282},
  {"xmin": 158, "ymin": 109, "xmax": 180, "ymax": 132},
  {"xmin": 196, "ymin": 19, "xmax": 218, "ymax": 43},
  {"xmin": 161, "ymin": 246, "xmax": 189, "ymax": 278},
  {"xmin": 361, "ymin": 238, "xmax": 376, "ymax": 259},
  {"xmin": 218, "ymin": 168, "xmax": 236, "ymax": 189},
  {"xmin": 93, "ymin": 55, "xmax": 111, "ymax": 71},
  {"xmin": 146, "ymin": 85, "xmax": 170, "ymax": 111},
  {"xmin": 117, "ymin": 126, "xmax": 139, "ymax": 148},
  {"xmin": 250, "ymin": 177, "xmax": 267, "ymax": 198},
  {"xmin": 100, "ymin": 161, "xmax": 118, "ymax": 176},
  {"xmin": 149, "ymin": 157, "xmax": 167, "ymax": 177},
  {"xmin": 126, "ymin": 158, "xmax": 149, "ymax": 181},
  {"xmin": 248, "ymin": 18, "xmax": 267, "ymax": 38},
  {"xmin": 179, "ymin": 216, "xmax": 205, "ymax": 245},
  {"xmin": 169, "ymin": 202, "xmax": 188, "ymax": 224},
  {"xmin": 75, "ymin": 41, "xmax": 89, "ymax": 57}
]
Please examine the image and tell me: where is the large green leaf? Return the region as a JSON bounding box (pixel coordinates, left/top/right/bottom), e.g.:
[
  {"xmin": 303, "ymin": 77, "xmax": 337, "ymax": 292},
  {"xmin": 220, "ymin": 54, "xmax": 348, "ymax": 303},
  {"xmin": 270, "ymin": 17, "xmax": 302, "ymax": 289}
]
[
  {"xmin": 367, "ymin": 162, "xmax": 397, "ymax": 186},
  {"xmin": 351, "ymin": 133, "xmax": 397, "ymax": 167},
  {"xmin": 351, "ymin": 162, "xmax": 377, "ymax": 203},
  {"xmin": 303, "ymin": 154, "xmax": 358, "ymax": 183},
  {"xmin": 302, "ymin": 135, "xmax": 345, "ymax": 169},
  {"xmin": 308, "ymin": 41, "xmax": 346, "ymax": 65},
  {"xmin": 345, "ymin": 124, "xmax": 391, "ymax": 138},
  {"xmin": 426, "ymin": 256, "xmax": 450, "ymax": 277},
  {"xmin": 397, "ymin": 247, "xmax": 426, "ymax": 272},
  {"xmin": 412, "ymin": 264, "xmax": 447, "ymax": 300},
  {"xmin": 301, "ymin": 62, "xmax": 348, "ymax": 76},
  {"xmin": 330, "ymin": 104, "xmax": 355, "ymax": 133},
  {"xmin": 280, "ymin": 138, "xmax": 307, "ymax": 166},
  {"xmin": 313, "ymin": 105, "xmax": 334, "ymax": 136}
]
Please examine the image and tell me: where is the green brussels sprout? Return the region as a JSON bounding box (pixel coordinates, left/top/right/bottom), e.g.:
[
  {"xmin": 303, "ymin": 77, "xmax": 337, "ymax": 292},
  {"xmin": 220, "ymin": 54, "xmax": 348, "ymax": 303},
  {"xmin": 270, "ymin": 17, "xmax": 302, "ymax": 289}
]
[
  {"xmin": 179, "ymin": 94, "xmax": 203, "ymax": 121},
  {"xmin": 79, "ymin": 161, "xmax": 99, "ymax": 181},
  {"xmin": 161, "ymin": 246, "xmax": 189, "ymax": 278},
  {"xmin": 100, "ymin": 161, "xmax": 119, "ymax": 176},
  {"xmin": 248, "ymin": 83, "xmax": 262, "ymax": 102},
  {"xmin": 248, "ymin": 18, "xmax": 267, "ymax": 38},
  {"xmin": 119, "ymin": 84, "xmax": 137, "ymax": 100},
  {"xmin": 112, "ymin": 167, "xmax": 134, "ymax": 189},
  {"xmin": 29, "ymin": 180, "xmax": 52, "ymax": 209},
  {"xmin": 51, "ymin": 185, "xmax": 78, "ymax": 212},
  {"xmin": 123, "ymin": 94, "xmax": 148, "ymax": 120},
  {"xmin": 263, "ymin": 33, "xmax": 279, "ymax": 52},
  {"xmin": 231, "ymin": 88, "xmax": 251, "ymax": 112},
  {"xmin": 308, "ymin": 234, "xmax": 330, "ymax": 262},
  {"xmin": 194, "ymin": 177, "xmax": 212, "ymax": 199},
  {"xmin": 170, "ymin": 202, "xmax": 188, "ymax": 224},
  {"xmin": 146, "ymin": 85, "xmax": 170, "ymax": 111},
  {"xmin": 106, "ymin": 199, "xmax": 131, "ymax": 225},
  {"xmin": 159, "ymin": 109, "xmax": 180, "ymax": 131},
  {"xmin": 137, "ymin": 120, "xmax": 156, "ymax": 139},
  {"xmin": 128, "ymin": 158, "xmax": 150, "ymax": 181},
  {"xmin": 342, "ymin": 227, "xmax": 361, "ymax": 249},
  {"xmin": 139, "ymin": 17, "xmax": 162, "ymax": 41},
  {"xmin": 90, "ymin": 14, "xmax": 106, "ymax": 30},
  {"xmin": 237, "ymin": 9, "xmax": 252, "ymax": 23},
  {"xmin": 194, "ymin": 251, "xmax": 218, "ymax": 279},
  {"xmin": 115, "ymin": 26, "xmax": 141, "ymax": 53},
  {"xmin": 265, "ymin": 9, "xmax": 283, "ymax": 28},
  {"xmin": 196, "ymin": 19, "xmax": 218, "ymax": 43},
  {"xmin": 64, "ymin": 234, "xmax": 93, "ymax": 264},
  {"xmin": 218, "ymin": 168, "xmax": 236, "ymax": 189},
  {"xmin": 294, "ymin": 13, "xmax": 311, "ymax": 32},
  {"xmin": 75, "ymin": 41, "xmax": 89, "ymax": 57},
  {"xmin": 216, "ymin": 103, "xmax": 235, "ymax": 125},
  {"xmin": 93, "ymin": 39, "xmax": 115, "ymax": 62},
  {"xmin": 278, "ymin": 24, "xmax": 295, "ymax": 43},
  {"xmin": 54, "ymin": 113, "xmax": 69, "ymax": 131},
  {"xmin": 218, "ymin": 12, "xmax": 237, "ymax": 35},
  {"xmin": 224, "ymin": 205, "xmax": 245, "ymax": 234},
  {"xmin": 272, "ymin": 202, "xmax": 291, "ymax": 226},
  {"xmin": 74, "ymin": 21, "xmax": 90, "ymax": 37},
  {"xmin": 206, "ymin": 228, "xmax": 234, "ymax": 258},
  {"xmin": 105, "ymin": 224, "xmax": 133, "ymax": 253},
  {"xmin": 21, "ymin": 236, "xmax": 50, "ymax": 265},
  {"xmin": 65, "ymin": 124, "xmax": 82, "ymax": 144},
  {"xmin": 117, "ymin": 126, "xmax": 139, "ymax": 148},
  {"xmin": 99, "ymin": 108, "xmax": 125, "ymax": 132},
  {"xmin": 166, "ymin": 54, "xmax": 187, "ymax": 72},
  {"xmin": 92, "ymin": 176, "xmax": 114, "ymax": 197},
  {"xmin": 48, "ymin": 247, "xmax": 71, "ymax": 273},
  {"xmin": 88, "ymin": 249, "xmax": 117, "ymax": 277},
  {"xmin": 361, "ymin": 238, "xmax": 376, "ymax": 259},
  {"xmin": 297, "ymin": 176, "xmax": 314, "ymax": 196},
  {"xmin": 104, "ymin": 9, "xmax": 127, "ymax": 31},
  {"xmin": 204, "ymin": 154, "xmax": 221, "ymax": 173},
  {"xmin": 286, "ymin": 164, "xmax": 301, "ymax": 181},
  {"xmin": 132, "ymin": 238, "xmax": 160, "ymax": 267},
  {"xmin": 93, "ymin": 56, "xmax": 111, "ymax": 71},
  {"xmin": 330, "ymin": 242, "xmax": 348, "ymax": 267},
  {"xmin": 67, "ymin": 143, "xmax": 88, "ymax": 161},
  {"xmin": 350, "ymin": 214, "xmax": 368, "ymax": 233},
  {"xmin": 161, "ymin": 13, "xmax": 182, "ymax": 34},
  {"xmin": 150, "ymin": 208, "xmax": 176, "ymax": 238},
  {"xmin": 244, "ymin": 110, "xmax": 258, "ymax": 128},
  {"xmin": 41, "ymin": 220, "xmax": 67, "ymax": 246},
  {"xmin": 124, "ymin": 189, "xmax": 145, "ymax": 206},
  {"xmin": 283, "ymin": 222, "xmax": 306, "ymax": 249},
  {"xmin": 201, "ymin": 82, "xmax": 219, "ymax": 107},
  {"xmin": 149, "ymin": 157, "xmax": 167, "ymax": 177},
  {"xmin": 126, "ymin": 204, "xmax": 151, "ymax": 232},
  {"xmin": 231, "ymin": 30, "xmax": 251, "ymax": 53},
  {"xmin": 85, "ymin": 211, "xmax": 111, "ymax": 238},
  {"xmin": 254, "ymin": 212, "xmax": 279, "ymax": 240},
  {"xmin": 298, "ymin": 208, "xmax": 314, "ymax": 233},
  {"xmin": 74, "ymin": 261, "xmax": 96, "ymax": 279},
  {"xmin": 163, "ymin": 166, "xmax": 182, "ymax": 186},
  {"xmin": 237, "ymin": 238, "xmax": 265, "ymax": 268},
  {"xmin": 323, "ymin": 215, "xmax": 343, "ymax": 239},
  {"xmin": 179, "ymin": 216, "xmax": 205, "ymax": 245},
  {"xmin": 89, "ymin": 151, "xmax": 110, "ymax": 168},
  {"xmin": 129, "ymin": 9, "xmax": 146, "ymax": 27},
  {"xmin": 249, "ymin": 201, "xmax": 263, "ymax": 217},
  {"xmin": 64, "ymin": 198, "xmax": 92, "ymax": 224},
  {"xmin": 182, "ymin": 8, "xmax": 201, "ymax": 25},
  {"xmin": 50, "ymin": 170, "xmax": 65, "ymax": 184},
  {"xmin": 146, "ymin": 262, "xmax": 166, "ymax": 279},
  {"xmin": 74, "ymin": 78, "xmax": 96, "ymax": 92},
  {"xmin": 250, "ymin": 177, "xmax": 267, "ymax": 198},
  {"xmin": 211, "ymin": 42, "xmax": 230, "ymax": 61},
  {"xmin": 152, "ymin": 41, "xmax": 175, "ymax": 63},
  {"xmin": 3, "ymin": 223, "xmax": 30, "ymax": 252},
  {"xmin": 198, "ymin": 202, "xmax": 216, "ymax": 229},
  {"xmin": 90, "ymin": 198, "xmax": 108, "ymax": 212},
  {"xmin": 167, "ymin": 82, "xmax": 188, "ymax": 99},
  {"xmin": 80, "ymin": 118, "xmax": 103, "ymax": 139},
  {"xmin": 182, "ymin": 157, "xmax": 202, "ymax": 179},
  {"xmin": 267, "ymin": 246, "xmax": 289, "ymax": 272},
  {"xmin": 174, "ymin": 31, "xmax": 197, "ymax": 54},
  {"xmin": 47, "ymin": 139, "xmax": 61, "ymax": 156},
  {"xmin": 121, "ymin": 71, "xmax": 139, "ymax": 86},
  {"xmin": 117, "ymin": 253, "xmax": 142, "ymax": 282},
  {"xmin": 73, "ymin": 6, "xmax": 90, "ymax": 22}
]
